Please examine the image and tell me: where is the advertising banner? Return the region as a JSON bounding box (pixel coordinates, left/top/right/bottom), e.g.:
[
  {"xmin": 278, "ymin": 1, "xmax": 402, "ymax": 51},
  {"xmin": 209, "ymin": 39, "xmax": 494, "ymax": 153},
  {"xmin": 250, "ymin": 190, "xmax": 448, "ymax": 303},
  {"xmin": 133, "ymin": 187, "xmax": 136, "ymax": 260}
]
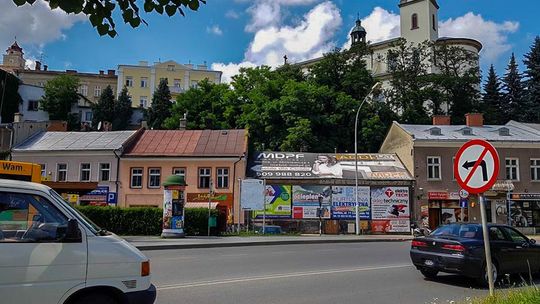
[
  {"xmin": 187, "ymin": 193, "xmax": 233, "ymax": 206},
  {"xmin": 248, "ymin": 152, "xmax": 412, "ymax": 180},
  {"xmin": 240, "ymin": 179, "xmax": 265, "ymax": 210},
  {"xmin": 292, "ymin": 185, "xmax": 331, "ymax": 219},
  {"xmin": 331, "ymin": 186, "xmax": 370, "ymax": 219},
  {"xmin": 254, "ymin": 185, "xmax": 292, "ymax": 219},
  {"xmin": 371, "ymin": 187, "xmax": 410, "ymax": 232}
]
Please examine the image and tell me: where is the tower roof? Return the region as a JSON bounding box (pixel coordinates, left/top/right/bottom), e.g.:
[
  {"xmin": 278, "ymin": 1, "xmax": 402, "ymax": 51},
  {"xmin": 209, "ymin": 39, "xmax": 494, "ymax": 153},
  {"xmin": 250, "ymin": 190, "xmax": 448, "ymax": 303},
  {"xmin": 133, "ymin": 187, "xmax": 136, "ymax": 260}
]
[
  {"xmin": 7, "ymin": 41, "xmax": 23, "ymax": 54},
  {"xmin": 351, "ymin": 19, "xmax": 366, "ymax": 34}
]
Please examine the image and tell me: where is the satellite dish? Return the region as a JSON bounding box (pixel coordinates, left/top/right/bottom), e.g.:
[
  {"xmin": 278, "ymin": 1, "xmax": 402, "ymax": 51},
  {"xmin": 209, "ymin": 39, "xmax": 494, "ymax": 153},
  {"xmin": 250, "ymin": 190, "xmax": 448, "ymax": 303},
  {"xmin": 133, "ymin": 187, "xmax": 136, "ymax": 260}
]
[{"xmin": 97, "ymin": 121, "xmax": 102, "ymax": 131}]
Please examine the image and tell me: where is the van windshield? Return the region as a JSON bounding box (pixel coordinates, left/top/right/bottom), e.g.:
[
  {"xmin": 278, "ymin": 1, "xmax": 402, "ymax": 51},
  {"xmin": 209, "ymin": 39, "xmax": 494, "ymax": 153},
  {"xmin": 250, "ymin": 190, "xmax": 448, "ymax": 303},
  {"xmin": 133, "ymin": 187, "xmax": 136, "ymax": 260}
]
[{"xmin": 49, "ymin": 189, "xmax": 101, "ymax": 235}]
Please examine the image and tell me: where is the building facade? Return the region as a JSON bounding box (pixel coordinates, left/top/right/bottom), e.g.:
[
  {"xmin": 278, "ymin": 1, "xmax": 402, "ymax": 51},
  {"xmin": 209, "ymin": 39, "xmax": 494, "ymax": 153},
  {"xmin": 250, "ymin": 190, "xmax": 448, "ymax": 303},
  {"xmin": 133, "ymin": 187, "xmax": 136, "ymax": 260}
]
[
  {"xmin": 12, "ymin": 130, "xmax": 140, "ymax": 205},
  {"xmin": 380, "ymin": 114, "xmax": 540, "ymax": 234},
  {"xmin": 117, "ymin": 61, "xmax": 222, "ymax": 108},
  {"xmin": 119, "ymin": 129, "xmax": 247, "ymax": 227}
]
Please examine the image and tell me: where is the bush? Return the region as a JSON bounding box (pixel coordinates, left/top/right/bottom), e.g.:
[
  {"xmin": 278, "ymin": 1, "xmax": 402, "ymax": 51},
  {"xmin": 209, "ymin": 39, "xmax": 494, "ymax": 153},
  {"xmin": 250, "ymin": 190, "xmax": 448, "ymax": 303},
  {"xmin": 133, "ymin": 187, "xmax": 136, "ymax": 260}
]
[
  {"xmin": 468, "ymin": 287, "xmax": 540, "ymax": 304},
  {"xmin": 75, "ymin": 206, "xmax": 218, "ymax": 236}
]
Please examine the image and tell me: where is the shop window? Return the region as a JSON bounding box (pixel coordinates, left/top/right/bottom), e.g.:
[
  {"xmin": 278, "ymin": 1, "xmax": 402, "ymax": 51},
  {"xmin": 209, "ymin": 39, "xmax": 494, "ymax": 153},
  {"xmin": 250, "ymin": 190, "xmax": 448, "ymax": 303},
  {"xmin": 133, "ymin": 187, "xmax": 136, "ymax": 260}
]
[
  {"xmin": 198, "ymin": 168, "xmax": 211, "ymax": 188},
  {"xmin": 57, "ymin": 163, "xmax": 67, "ymax": 182},
  {"xmin": 217, "ymin": 168, "xmax": 229, "ymax": 188},
  {"xmin": 80, "ymin": 163, "xmax": 91, "ymax": 182},
  {"xmin": 130, "ymin": 168, "xmax": 143, "ymax": 188},
  {"xmin": 100, "ymin": 163, "xmax": 110, "ymax": 181},
  {"xmin": 531, "ymin": 159, "xmax": 540, "ymax": 181},
  {"xmin": 148, "ymin": 168, "xmax": 161, "ymax": 188},
  {"xmin": 506, "ymin": 158, "xmax": 519, "ymax": 181},
  {"xmin": 427, "ymin": 156, "xmax": 441, "ymax": 180}
]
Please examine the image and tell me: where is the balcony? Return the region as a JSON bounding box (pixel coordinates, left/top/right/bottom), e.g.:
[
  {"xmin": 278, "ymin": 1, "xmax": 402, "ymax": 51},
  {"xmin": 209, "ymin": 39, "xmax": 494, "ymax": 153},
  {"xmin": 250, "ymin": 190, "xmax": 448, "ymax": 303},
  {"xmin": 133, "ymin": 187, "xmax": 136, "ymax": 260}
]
[{"xmin": 168, "ymin": 86, "xmax": 185, "ymax": 94}]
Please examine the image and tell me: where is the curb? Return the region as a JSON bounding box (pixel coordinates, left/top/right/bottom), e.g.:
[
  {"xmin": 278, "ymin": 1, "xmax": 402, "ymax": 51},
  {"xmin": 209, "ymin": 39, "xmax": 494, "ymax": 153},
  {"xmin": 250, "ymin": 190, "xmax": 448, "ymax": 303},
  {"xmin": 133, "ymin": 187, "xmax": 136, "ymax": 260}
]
[{"xmin": 135, "ymin": 238, "xmax": 412, "ymax": 251}]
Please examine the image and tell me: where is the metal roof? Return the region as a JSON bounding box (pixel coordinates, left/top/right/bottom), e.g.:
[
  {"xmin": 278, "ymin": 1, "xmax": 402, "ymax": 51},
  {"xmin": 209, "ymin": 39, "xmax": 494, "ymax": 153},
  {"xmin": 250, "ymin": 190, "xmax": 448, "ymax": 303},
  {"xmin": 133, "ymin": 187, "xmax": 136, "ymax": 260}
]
[
  {"xmin": 397, "ymin": 122, "xmax": 540, "ymax": 142},
  {"xmin": 13, "ymin": 131, "xmax": 137, "ymax": 151}
]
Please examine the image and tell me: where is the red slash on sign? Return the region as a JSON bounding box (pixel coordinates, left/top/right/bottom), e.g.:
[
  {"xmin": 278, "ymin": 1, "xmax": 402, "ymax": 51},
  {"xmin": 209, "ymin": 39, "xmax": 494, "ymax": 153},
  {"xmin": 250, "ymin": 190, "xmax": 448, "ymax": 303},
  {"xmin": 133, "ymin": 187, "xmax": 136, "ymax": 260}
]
[{"xmin": 454, "ymin": 139, "xmax": 500, "ymax": 194}]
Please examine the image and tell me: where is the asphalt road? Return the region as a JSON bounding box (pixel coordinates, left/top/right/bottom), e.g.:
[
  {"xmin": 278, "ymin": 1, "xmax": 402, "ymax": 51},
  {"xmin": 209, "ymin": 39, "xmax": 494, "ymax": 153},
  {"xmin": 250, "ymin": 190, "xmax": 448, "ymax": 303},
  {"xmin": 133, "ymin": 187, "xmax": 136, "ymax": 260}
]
[{"xmin": 146, "ymin": 242, "xmax": 529, "ymax": 304}]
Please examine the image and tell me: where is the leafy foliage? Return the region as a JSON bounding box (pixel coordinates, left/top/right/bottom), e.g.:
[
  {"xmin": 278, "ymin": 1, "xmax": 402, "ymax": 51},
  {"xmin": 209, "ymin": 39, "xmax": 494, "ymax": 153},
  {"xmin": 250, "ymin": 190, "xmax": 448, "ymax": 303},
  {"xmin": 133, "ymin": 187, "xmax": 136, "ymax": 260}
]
[
  {"xmin": 40, "ymin": 74, "xmax": 80, "ymax": 121},
  {"xmin": 146, "ymin": 79, "xmax": 172, "ymax": 129},
  {"xmin": 12, "ymin": 0, "xmax": 206, "ymax": 37},
  {"xmin": 0, "ymin": 69, "xmax": 22, "ymax": 123}
]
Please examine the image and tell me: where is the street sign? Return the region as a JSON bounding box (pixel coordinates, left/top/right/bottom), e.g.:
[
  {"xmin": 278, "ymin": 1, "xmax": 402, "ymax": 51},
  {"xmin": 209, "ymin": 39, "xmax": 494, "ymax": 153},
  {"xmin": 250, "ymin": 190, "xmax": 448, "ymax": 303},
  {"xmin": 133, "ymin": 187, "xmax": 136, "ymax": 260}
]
[
  {"xmin": 459, "ymin": 198, "xmax": 468, "ymax": 208},
  {"xmin": 107, "ymin": 192, "xmax": 117, "ymax": 205},
  {"xmin": 454, "ymin": 139, "xmax": 500, "ymax": 194},
  {"xmin": 459, "ymin": 189, "xmax": 469, "ymax": 199}
]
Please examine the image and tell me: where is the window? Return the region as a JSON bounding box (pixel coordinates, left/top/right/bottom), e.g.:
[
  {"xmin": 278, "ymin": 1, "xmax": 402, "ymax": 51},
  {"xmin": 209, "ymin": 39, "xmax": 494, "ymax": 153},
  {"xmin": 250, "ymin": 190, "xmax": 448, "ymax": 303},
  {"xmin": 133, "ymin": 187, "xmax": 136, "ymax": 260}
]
[
  {"xmin": 488, "ymin": 227, "xmax": 506, "ymax": 241},
  {"xmin": 432, "ymin": 14, "xmax": 436, "ymax": 31},
  {"xmin": 506, "ymin": 158, "xmax": 519, "ymax": 181},
  {"xmin": 94, "ymin": 86, "xmax": 102, "ymax": 97},
  {"xmin": 531, "ymin": 159, "xmax": 540, "ymax": 181},
  {"xmin": 427, "ymin": 156, "xmax": 441, "ymax": 180},
  {"xmin": 148, "ymin": 168, "xmax": 161, "ymax": 188},
  {"xmin": 57, "ymin": 164, "xmax": 67, "ymax": 182},
  {"xmin": 130, "ymin": 168, "xmax": 143, "ymax": 188},
  {"xmin": 217, "ymin": 168, "xmax": 229, "ymax": 188},
  {"xmin": 39, "ymin": 164, "xmax": 46, "ymax": 178},
  {"xmin": 387, "ymin": 52, "xmax": 398, "ymax": 71},
  {"xmin": 412, "ymin": 13, "xmax": 419, "ymax": 29},
  {"xmin": 140, "ymin": 96, "xmax": 148, "ymax": 108},
  {"xmin": 79, "ymin": 84, "xmax": 88, "ymax": 96},
  {"xmin": 191, "ymin": 80, "xmax": 198, "ymax": 88},
  {"xmin": 140, "ymin": 77, "xmax": 148, "ymax": 88},
  {"xmin": 501, "ymin": 227, "xmax": 528, "ymax": 243},
  {"xmin": 125, "ymin": 76, "xmax": 133, "ymax": 87},
  {"xmin": 0, "ymin": 192, "xmax": 68, "ymax": 243},
  {"xmin": 27, "ymin": 100, "xmax": 39, "ymax": 111},
  {"xmin": 173, "ymin": 167, "xmax": 186, "ymax": 180},
  {"xmin": 167, "ymin": 65, "xmax": 175, "ymax": 71},
  {"xmin": 174, "ymin": 79, "xmax": 181, "ymax": 88},
  {"xmin": 80, "ymin": 163, "xmax": 91, "ymax": 182},
  {"xmin": 99, "ymin": 163, "xmax": 110, "ymax": 181},
  {"xmin": 84, "ymin": 111, "xmax": 93, "ymax": 122},
  {"xmin": 198, "ymin": 168, "xmax": 211, "ymax": 188}
]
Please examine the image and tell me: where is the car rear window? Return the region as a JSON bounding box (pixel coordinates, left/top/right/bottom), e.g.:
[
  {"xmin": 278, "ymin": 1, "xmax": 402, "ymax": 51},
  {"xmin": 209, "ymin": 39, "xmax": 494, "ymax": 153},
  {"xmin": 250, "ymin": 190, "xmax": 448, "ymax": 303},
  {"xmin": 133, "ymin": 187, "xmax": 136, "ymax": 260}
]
[{"xmin": 431, "ymin": 224, "xmax": 481, "ymax": 239}]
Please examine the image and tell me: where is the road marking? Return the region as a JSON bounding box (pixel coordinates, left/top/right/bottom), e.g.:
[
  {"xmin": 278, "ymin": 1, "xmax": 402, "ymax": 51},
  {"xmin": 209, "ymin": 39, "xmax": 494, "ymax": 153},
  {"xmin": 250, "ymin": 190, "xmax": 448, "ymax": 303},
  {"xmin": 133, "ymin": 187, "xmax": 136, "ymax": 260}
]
[{"xmin": 157, "ymin": 264, "xmax": 413, "ymax": 291}]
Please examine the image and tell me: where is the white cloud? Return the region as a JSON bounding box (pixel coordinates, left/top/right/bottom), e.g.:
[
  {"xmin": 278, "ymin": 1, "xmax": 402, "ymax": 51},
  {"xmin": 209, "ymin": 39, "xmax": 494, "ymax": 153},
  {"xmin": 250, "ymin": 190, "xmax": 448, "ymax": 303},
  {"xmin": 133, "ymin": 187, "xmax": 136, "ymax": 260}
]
[
  {"xmin": 245, "ymin": 0, "xmax": 320, "ymax": 32},
  {"xmin": 439, "ymin": 13, "xmax": 519, "ymax": 61},
  {"xmin": 215, "ymin": 1, "xmax": 341, "ymax": 82},
  {"xmin": 206, "ymin": 25, "xmax": 223, "ymax": 36},
  {"xmin": 211, "ymin": 61, "xmax": 257, "ymax": 83},
  {"xmin": 0, "ymin": 0, "xmax": 85, "ymax": 66},
  {"xmin": 225, "ymin": 10, "xmax": 240, "ymax": 19}
]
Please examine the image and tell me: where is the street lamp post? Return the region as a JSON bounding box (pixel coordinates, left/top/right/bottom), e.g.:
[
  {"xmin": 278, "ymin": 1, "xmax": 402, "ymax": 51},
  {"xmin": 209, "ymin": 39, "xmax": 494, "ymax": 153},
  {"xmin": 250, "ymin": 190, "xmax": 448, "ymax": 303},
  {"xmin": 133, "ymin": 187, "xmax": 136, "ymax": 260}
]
[{"xmin": 355, "ymin": 82, "xmax": 383, "ymax": 235}]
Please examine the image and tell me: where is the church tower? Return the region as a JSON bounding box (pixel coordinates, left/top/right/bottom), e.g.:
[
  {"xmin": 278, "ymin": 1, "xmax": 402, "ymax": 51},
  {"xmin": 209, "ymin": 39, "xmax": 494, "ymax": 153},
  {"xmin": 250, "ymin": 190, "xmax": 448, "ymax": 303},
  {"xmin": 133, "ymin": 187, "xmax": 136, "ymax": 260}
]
[
  {"xmin": 399, "ymin": 0, "xmax": 439, "ymax": 44},
  {"xmin": 350, "ymin": 18, "xmax": 367, "ymax": 46},
  {"xmin": 2, "ymin": 41, "xmax": 25, "ymax": 70}
]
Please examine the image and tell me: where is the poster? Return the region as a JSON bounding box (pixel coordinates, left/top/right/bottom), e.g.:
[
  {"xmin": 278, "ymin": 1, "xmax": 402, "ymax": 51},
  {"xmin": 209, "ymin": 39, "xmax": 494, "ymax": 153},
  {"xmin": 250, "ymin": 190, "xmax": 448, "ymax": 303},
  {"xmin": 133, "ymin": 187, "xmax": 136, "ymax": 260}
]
[
  {"xmin": 292, "ymin": 185, "xmax": 331, "ymax": 219},
  {"xmin": 371, "ymin": 187, "xmax": 410, "ymax": 232},
  {"xmin": 441, "ymin": 208, "xmax": 457, "ymax": 223},
  {"xmin": 254, "ymin": 185, "xmax": 292, "ymax": 219},
  {"xmin": 331, "ymin": 186, "xmax": 370, "ymax": 219}
]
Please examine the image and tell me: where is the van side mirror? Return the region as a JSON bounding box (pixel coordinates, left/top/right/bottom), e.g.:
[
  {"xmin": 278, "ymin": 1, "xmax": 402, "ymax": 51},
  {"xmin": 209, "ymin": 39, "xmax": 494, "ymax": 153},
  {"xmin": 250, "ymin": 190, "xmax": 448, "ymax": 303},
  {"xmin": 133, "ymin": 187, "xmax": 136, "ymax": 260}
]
[{"xmin": 62, "ymin": 219, "xmax": 82, "ymax": 243}]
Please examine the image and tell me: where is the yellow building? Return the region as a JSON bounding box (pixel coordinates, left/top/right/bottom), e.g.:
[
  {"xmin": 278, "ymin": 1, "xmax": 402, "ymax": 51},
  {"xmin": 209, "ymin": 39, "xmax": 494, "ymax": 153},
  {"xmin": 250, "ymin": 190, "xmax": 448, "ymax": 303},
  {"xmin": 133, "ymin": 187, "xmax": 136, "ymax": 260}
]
[{"xmin": 117, "ymin": 60, "xmax": 222, "ymax": 108}]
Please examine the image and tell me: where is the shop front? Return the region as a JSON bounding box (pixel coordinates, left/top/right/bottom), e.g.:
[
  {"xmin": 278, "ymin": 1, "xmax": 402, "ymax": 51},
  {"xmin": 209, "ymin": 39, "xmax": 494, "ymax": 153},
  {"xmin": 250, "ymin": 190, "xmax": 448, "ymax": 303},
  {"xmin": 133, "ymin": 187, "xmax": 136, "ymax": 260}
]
[
  {"xmin": 509, "ymin": 193, "xmax": 540, "ymax": 229},
  {"xmin": 427, "ymin": 191, "xmax": 469, "ymax": 229},
  {"xmin": 186, "ymin": 192, "xmax": 233, "ymax": 232}
]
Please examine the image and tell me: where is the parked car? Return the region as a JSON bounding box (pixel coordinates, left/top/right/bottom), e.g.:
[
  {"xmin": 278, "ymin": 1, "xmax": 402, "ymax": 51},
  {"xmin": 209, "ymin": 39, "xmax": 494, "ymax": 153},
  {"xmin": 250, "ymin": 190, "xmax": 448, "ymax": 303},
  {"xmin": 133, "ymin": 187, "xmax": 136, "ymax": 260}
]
[
  {"xmin": 0, "ymin": 179, "xmax": 156, "ymax": 304},
  {"xmin": 410, "ymin": 223, "xmax": 540, "ymax": 286}
]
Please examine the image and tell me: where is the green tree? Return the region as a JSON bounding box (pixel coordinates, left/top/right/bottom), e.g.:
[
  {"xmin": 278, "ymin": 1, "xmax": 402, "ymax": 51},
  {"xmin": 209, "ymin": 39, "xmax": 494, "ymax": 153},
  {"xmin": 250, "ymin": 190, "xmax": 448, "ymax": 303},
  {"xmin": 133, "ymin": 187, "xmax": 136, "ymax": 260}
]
[
  {"xmin": 482, "ymin": 65, "xmax": 504, "ymax": 124},
  {"xmin": 502, "ymin": 53, "xmax": 524, "ymax": 121},
  {"xmin": 113, "ymin": 87, "xmax": 134, "ymax": 130},
  {"xmin": 146, "ymin": 79, "xmax": 172, "ymax": 129},
  {"xmin": 523, "ymin": 36, "xmax": 540, "ymax": 122},
  {"xmin": 40, "ymin": 74, "xmax": 79, "ymax": 121},
  {"xmin": 0, "ymin": 69, "xmax": 22, "ymax": 123},
  {"xmin": 91, "ymin": 85, "xmax": 115, "ymax": 128},
  {"xmin": 12, "ymin": 0, "xmax": 206, "ymax": 37}
]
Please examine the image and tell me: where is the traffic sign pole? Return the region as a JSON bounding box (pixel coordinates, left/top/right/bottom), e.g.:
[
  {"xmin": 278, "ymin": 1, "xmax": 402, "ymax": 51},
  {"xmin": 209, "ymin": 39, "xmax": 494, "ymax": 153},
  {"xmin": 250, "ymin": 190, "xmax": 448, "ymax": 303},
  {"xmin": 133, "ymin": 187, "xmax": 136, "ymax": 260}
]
[{"xmin": 479, "ymin": 194, "xmax": 495, "ymax": 296}]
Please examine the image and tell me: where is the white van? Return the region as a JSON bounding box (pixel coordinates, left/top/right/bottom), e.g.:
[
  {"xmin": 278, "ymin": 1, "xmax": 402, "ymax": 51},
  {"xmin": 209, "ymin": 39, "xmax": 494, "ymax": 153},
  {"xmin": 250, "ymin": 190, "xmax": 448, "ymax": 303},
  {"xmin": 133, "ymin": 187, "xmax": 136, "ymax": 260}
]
[{"xmin": 0, "ymin": 179, "xmax": 156, "ymax": 304}]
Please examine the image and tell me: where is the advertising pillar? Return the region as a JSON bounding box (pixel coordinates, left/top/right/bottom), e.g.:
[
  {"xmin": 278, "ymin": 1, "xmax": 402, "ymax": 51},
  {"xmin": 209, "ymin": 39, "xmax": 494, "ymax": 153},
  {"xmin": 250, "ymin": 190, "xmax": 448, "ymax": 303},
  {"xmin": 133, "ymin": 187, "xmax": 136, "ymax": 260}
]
[{"xmin": 161, "ymin": 175, "xmax": 187, "ymax": 238}]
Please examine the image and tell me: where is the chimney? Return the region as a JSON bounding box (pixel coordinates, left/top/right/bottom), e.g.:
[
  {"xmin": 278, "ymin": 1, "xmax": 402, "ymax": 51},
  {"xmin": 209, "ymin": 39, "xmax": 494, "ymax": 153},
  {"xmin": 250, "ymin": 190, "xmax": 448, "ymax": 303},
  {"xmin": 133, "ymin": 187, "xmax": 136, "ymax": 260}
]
[
  {"xmin": 43, "ymin": 65, "xmax": 48, "ymax": 71},
  {"xmin": 465, "ymin": 113, "xmax": 483, "ymax": 127},
  {"xmin": 35, "ymin": 61, "xmax": 41, "ymax": 71},
  {"xmin": 179, "ymin": 112, "xmax": 187, "ymax": 130},
  {"xmin": 141, "ymin": 120, "xmax": 148, "ymax": 129},
  {"xmin": 432, "ymin": 115, "xmax": 451, "ymax": 126},
  {"xmin": 107, "ymin": 69, "xmax": 115, "ymax": 75},
  {"xmin": 14, "ymin": 113, "xmax": 23, "ymax": 123},
  {"xmin": 99, "ymin": 70, "xmax": 104, "ymax": 75}
]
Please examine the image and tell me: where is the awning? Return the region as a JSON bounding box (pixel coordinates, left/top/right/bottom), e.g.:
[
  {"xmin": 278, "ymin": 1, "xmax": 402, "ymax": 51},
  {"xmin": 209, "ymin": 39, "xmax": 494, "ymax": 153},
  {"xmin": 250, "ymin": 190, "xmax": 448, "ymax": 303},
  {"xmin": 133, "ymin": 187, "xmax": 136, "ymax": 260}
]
[
  {"xmin": 491, "ymin": 180, "xmax": 515, "ymax": 192},
  {"xmin": 185, "ymin": 202, "xmax": 219, "ymax": 209}
]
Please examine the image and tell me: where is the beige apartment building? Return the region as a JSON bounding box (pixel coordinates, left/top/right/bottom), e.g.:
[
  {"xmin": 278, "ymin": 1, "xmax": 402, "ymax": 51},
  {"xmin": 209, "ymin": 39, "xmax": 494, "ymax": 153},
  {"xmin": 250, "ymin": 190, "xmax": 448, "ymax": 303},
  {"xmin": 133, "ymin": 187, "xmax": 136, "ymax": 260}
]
[
  {"xmin": 380, "ymin": 114, "xmax": 540, "ymax": 234},
  {"xmin": 117, "ymin": 60, "xmax": 222, "ymax": 108}
]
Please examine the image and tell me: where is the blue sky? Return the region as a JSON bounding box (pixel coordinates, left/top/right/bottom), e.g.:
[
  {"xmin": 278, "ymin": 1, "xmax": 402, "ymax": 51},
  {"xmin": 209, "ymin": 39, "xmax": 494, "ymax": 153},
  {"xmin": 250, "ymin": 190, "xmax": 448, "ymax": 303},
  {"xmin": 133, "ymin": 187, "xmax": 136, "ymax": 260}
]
[{"xmin": 0, "ymin": 0, "xmax": 538, "ymax": 82}]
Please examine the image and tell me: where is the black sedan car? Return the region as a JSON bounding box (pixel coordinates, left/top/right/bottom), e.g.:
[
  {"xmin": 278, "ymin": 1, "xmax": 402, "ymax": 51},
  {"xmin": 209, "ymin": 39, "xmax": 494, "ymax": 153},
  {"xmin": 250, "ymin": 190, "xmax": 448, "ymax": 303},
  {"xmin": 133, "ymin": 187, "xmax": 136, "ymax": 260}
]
[{"xmin": 410, "ymin": 223, "xmax": 540, "ymax": 285}]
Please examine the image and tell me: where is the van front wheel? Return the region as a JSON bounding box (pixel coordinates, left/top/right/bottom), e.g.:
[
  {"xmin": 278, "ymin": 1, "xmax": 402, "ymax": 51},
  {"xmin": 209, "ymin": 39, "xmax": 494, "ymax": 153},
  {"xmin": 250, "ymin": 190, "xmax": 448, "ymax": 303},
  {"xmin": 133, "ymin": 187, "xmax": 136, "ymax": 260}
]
[{"xmin": 75, "ymin": 293, "xmax": 118, "ymax": 304}]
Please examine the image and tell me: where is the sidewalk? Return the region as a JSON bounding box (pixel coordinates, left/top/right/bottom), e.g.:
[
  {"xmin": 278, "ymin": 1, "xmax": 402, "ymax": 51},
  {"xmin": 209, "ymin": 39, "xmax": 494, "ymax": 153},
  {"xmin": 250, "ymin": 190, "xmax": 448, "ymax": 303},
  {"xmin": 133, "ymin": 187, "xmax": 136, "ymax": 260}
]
[{"xmin": 125, "ymin": 234, "xmax": 414, "ymax": 251}]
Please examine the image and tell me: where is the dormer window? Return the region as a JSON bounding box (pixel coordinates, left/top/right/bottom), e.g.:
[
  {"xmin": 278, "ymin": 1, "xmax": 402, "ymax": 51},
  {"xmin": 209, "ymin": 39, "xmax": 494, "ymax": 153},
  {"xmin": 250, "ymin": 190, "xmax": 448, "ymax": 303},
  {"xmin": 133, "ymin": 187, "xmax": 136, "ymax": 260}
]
[
  {"xmin": 429, "ymin": 127, "xmax": 441, "ymax": 136},
  {"xmin": 498, "ymin": 127, "xmax": 510, "ymax": 136},
  {"xmin": 412, "ymin": 14, "xmax": 419, "ymax": 30},
  {"xmin": 462, "ymin": 127, "xmax": 473, "ymax": 136}
]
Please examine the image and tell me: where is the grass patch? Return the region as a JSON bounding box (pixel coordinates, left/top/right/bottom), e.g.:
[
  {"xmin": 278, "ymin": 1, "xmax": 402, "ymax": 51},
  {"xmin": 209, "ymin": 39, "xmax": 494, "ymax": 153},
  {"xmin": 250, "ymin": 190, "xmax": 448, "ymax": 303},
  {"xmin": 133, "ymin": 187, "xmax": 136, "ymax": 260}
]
[{"xmin": 466, "ymin": 287, "xmax": 540, "ymax": 304}]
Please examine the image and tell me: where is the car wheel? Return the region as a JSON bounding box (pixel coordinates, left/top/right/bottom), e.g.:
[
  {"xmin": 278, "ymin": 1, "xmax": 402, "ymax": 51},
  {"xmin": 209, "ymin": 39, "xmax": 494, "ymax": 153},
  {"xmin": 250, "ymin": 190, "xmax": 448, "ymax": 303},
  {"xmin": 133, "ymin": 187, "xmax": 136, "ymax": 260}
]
[
  {"xmin": 75, "ymin": 293, "xmax": 118, "ymax": 304},
  {"xmin": 420, "ymin": 268, "xmax": 438, "ymax": 279},
  {"xmin": 477, "ymin": 262, "xmax": 498, "ymax": 287}
]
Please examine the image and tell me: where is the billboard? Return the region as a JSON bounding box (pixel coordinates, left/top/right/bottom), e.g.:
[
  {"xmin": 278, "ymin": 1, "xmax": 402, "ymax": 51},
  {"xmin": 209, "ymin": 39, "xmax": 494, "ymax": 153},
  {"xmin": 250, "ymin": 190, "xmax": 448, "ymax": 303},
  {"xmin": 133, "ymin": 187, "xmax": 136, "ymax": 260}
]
[
  {"xmin": 331, "ymin": 186, "xmax": 370, "ymax": 219},
  {"xmin": 248, "ymin": 152, "xmax": 411, "ymax": 180},
  {"xmin": 254, "ymin": 185, "xmax": 292, "ymax": 219},
  {"xmin": 292, "ymin": 185, "xmax": 331, "ymax": 219},
  {"xmin": 240, "ymin": 179, "xmax": 265, "ymax": 210},
  {"xmin": 371, "ymin": 187, "xmax": 410, "ymax": 233}
]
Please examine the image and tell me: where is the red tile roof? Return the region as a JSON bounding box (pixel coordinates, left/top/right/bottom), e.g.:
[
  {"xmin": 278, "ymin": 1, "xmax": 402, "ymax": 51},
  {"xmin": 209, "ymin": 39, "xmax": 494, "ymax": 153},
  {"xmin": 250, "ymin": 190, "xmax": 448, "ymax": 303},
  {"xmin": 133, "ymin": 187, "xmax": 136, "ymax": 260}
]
[{"xmin": 125, "ymin": 129, "xmax": 247, "ymax": 157}]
